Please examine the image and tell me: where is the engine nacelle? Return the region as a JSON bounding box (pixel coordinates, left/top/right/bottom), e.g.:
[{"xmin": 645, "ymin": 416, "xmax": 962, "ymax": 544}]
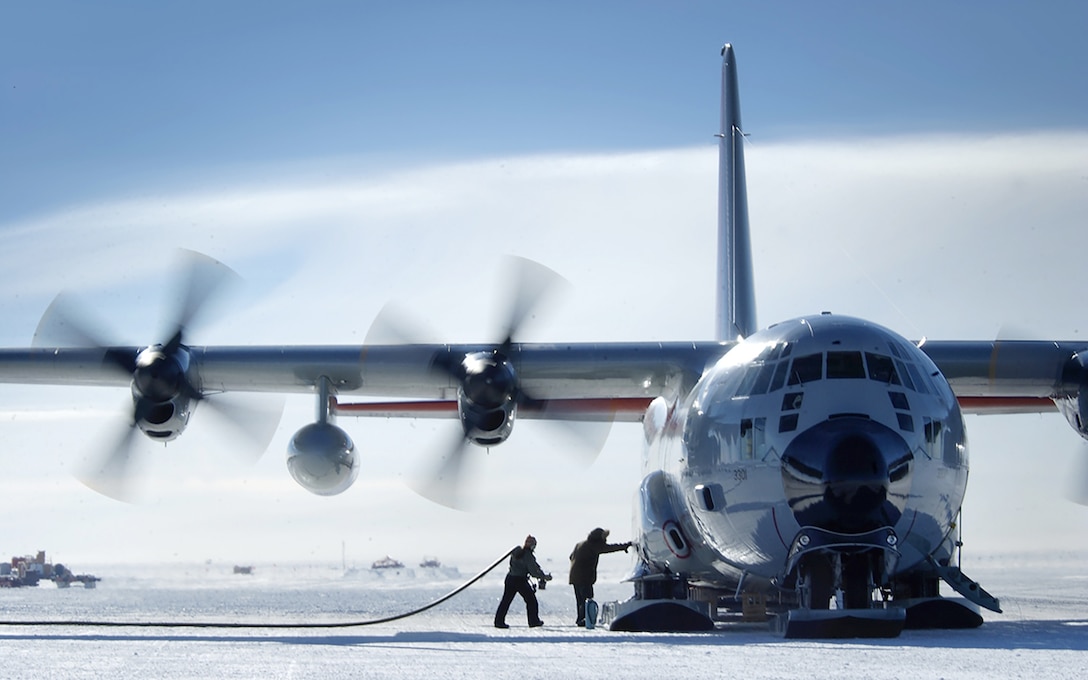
[
  {"xmin": 131, "ymin": 344, "xmax": 196, "ymax": 442},
  {"xmin": 286, "ymin": 422, "xmax": 359, "ymax": 496},
  {"xmin": 1057, "ymin": 352, "xmax": 1088, "ymax": 440},
  {"xmin": 132, "ymin": 389, "xmax": 194, "ymax": 442},
  {"xmin": 1056, "ymin": 390, "xmax": 1088, "ymax": 440},
  {"xmin": 458, "ymin": 398, "xmax": 517, "ymax": 446},
  {"xmin": 457, "ymin": 350, "xmax": 518, "ymax": 446}
]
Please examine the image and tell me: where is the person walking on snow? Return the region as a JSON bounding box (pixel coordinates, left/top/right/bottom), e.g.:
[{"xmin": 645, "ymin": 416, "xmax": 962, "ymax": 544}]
[
  {"xmin": 568, "ymin": 527, "xmax": 631, "ymax": 626},
  {"xmin": 494, "ymin": 535, "xmax": 553, "ymax": 629}
]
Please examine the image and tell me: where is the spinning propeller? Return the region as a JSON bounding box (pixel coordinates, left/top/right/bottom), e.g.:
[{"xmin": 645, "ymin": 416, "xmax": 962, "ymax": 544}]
[
  {"xmin": 367, "ymin": 257, "xmax": 612, "ymax": 509},
  {"xmin": 1067, "ymin": 443, "xmax": 1088, "ymax": 507},
  {"xmin": 33, "ymin": 250, "xmax": 284, "ymax": 502},
  {"xmin": 991, "ymin": 331, "xmax": 1088, "ymax": 508},
  {"xmin": 1063, "ymin": 350, "xmax": 1088, "ymax": 507}
]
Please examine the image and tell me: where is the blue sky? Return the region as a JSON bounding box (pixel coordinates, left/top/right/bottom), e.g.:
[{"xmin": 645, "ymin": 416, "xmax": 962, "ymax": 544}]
[
  {"xmin": 0, "ymin": 2, "xmax": 1086, "ymax": 567},
  {"xmin": 4, "ymin": 1, "xmax": 1087, "ymax": 218}
]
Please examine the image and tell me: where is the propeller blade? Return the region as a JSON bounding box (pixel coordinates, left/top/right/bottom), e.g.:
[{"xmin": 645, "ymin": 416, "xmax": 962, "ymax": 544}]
[
  {"xmin": 365, "ymin": 303, "xmax": 462, "ymax": 386},
  {"xmin": 76, "ymin": 421, "xmax": 143, "ymax": 502},
  {"xmin": 197, "ymin": 392, "xmax": 286, "ymax": 465},
  {"xmin": 364, "ymin": 302, "xmax": 438, "ymax": 346},
  {"xmin": 498, "ymin": 255, "xmax": 568, "ymax": 347},
  {"xmin": 521, "ymin": 390, "xmax": 614, "ymax": 467},
  {"xmin": 411, "ymin": 433, "xmax": 475, "ymax": 510},
  {"xmin": 169, "ymin": 249, "xmax": 240, "ymax": 342},
  {"xmin": 539, "ymin": 412, "xmax": 614, "ymax": 467},
  {"xmin": 33, "ymin": 292, "xmax": 108, "ymax": 348},
  {"xmin": 1065, "ymin": 442, "xmax": 1088, "ymax": 507},
  {"xmin": 32, "ymin": 292, "xmax": 136, "ymax": 374}
]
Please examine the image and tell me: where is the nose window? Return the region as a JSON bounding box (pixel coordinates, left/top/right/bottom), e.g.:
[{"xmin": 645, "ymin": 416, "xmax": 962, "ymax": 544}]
[{"xmin": 826, "ymin": 351, "xmax": 864, "ymax": 378}]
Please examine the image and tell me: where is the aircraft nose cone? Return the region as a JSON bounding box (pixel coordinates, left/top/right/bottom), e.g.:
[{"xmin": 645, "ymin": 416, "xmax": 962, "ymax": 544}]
[{"xmin": 781, "ymin": 417, "xmax": 913, "ymax": 533}]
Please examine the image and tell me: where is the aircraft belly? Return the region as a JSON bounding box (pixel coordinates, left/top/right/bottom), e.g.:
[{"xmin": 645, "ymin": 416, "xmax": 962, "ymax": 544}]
[
  {"xmin": 685, "ymin": 464, "xmax": 795, "ymax": 581},
  {"xmin": 637, "ymin": 470, "xmax": 748, "ymax": 586}
]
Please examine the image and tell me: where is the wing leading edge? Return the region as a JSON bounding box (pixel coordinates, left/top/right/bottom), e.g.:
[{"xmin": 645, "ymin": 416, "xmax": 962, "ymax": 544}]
[
  {"xmin": 2, "ymin": 339, "xmax": 1084, "ymax": 414},
  {"xmin": 0, "ymin": 341, "xmax": 727, "ymax": 402}
]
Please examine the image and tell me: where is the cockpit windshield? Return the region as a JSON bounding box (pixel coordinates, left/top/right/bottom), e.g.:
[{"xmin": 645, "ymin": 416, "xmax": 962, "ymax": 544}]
[{"xmin": 731, "ymin": 346, "xmax": 937, "ymax": 396}]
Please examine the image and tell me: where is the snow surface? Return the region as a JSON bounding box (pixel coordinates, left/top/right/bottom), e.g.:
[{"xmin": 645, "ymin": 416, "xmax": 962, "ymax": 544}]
[{"xmin": 1, "ymin": 554, "xmax": 1085, "ymax": 679}]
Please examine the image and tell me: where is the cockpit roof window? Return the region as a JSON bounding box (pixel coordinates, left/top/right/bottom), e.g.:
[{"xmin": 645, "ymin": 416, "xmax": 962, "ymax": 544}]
[{"xmin": 765, "ymin": 343, "xmax": 783, "ymax": 362}]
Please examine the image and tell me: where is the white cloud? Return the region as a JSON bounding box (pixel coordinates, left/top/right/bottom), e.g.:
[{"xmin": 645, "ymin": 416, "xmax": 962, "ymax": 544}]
[{"xmin": 1, "ymin": 131, "xmax": 1086, "ymax": 564}]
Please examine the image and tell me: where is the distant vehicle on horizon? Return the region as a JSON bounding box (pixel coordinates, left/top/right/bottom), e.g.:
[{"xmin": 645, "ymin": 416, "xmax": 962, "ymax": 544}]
[{"xmin": 371, "ymin": 556, "xmax": 406, "ymax": 570}]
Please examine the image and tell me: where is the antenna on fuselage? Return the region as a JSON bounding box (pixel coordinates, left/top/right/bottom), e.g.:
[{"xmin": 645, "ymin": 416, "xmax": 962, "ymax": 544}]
[{"xmin": 715, "ymin": 43, "xmax": 757, "ymax": 341}]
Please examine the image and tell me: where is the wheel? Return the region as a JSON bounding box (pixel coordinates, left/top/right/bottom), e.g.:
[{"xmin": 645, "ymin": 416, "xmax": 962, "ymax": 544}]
[
  {"xmin": 803, "ymin": 556, "xmax": 833, "ymax": 610},
  {"xmin": 842, "ymin": 554, "xmax": 872, "ymax": 609}
]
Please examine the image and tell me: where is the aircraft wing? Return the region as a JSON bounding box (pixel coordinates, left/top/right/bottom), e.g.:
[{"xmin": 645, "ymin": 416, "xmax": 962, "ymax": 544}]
[
  {"xmin": 2, "ymin": 335, "xmax": 1087, "ymax": 503},
  {"xmin": 0, "ymin": 340, "xmax": 729, "ymax": 500},
  {"xmin": 0, "ymin": 340, "xmax": 727, "ymax": 404},
  {"xmin": 921, "ymin": 340, "xmax": 1087, "ymax": 426},
  {"xmin": 1, "ymin": 338, "xmax": 1084, "ymax": 411}
]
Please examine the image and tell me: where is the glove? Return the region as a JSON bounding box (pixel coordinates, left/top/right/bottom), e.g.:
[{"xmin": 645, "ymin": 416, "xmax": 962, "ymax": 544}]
[{"xmin": 545, "ymin": 573, "xmax": 553, "ymax": 581}]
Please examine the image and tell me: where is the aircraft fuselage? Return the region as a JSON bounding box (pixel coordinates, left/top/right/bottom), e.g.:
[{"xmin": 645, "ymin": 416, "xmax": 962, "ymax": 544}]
[{"xmin": 639, "ymin": 313, "xmax": 968, "ymax": 597}]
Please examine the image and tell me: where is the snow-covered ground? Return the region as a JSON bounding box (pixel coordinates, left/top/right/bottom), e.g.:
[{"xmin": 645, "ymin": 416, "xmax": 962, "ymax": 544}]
[{"xmin": 1, "ymin": 554, "xmax": 1085, "ymax": 679}]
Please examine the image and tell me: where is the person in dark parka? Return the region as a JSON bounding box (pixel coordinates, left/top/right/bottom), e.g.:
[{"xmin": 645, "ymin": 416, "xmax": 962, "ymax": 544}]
[
  {"xmin": 494, "ymin": 534, "xmax": 552, "ymax": 628},
  {"xmin": 568, "ymin": 527, "xmax": 631, "ymax": 626}
]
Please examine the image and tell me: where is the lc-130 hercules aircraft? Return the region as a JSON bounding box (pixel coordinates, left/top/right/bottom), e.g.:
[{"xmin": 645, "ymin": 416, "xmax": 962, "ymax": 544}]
[{"xmin": 1, "ymin": 44, "xmax": 1086, "ymax": 638}]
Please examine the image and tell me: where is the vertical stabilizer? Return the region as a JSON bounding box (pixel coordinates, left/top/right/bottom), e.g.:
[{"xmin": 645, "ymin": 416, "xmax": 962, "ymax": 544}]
[{"xmin": 716, "ymin": 44, "xmax": 757, "ymax": 341}]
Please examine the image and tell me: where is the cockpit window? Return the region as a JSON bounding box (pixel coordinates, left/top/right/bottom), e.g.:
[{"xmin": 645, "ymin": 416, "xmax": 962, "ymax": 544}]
[
  {"xmin": 787, "ymin": 353, "xmax": 822, "ymax": 385},
  {"xmin": 749, "ymin": 362, "xmax": 777, "ymax": 395},
  {"xmin": 734, "ymin": 361, "xmax": 781, "ymax": 396},
  {"xmin": 734, "ymin": 364, "xmax": 760, "ymax": 396},
  {"xmin": 904, "ymin": 362, "xmax": 930, "ymax": 395},
  {"xmin": 826, "ymin": 351, "xmax": 865, "ymax": 379},
  {"xmin": 894, "ymin": 360, "xmax": 916, "ymax": 391},
  {"xmin": 769, "ymin": 361, "xmax": 790, "ymax": 392},
  {"xmin": 865, "ymin": 353, "xmax": 900, "ymax": 384}
]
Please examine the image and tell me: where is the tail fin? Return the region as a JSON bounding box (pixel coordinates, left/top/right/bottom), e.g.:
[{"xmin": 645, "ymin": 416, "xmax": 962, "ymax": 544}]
[{"xmin": 715, "ymin": 44, "xmax": 757, "ymax": 341}]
